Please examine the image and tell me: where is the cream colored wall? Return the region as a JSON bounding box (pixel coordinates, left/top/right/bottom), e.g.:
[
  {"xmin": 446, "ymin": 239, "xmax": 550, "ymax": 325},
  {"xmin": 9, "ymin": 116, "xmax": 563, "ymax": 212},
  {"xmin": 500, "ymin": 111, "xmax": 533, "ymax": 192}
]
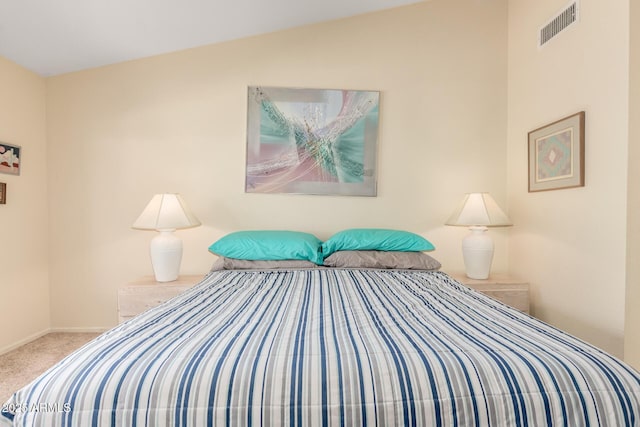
[
  {"xmin": 625, "ymin": 0, "xmax": 640, "ymax": 369},
  {"xmin": 45, "ymin": 0, "xmax": 508, "ymax": 329},
  {"xmin": 507, "ymin": 0, "xmax": 629, "ymax": 356},
  {"xmin": 0, "ymin": 57, "xmax": 49, "ymax": 353}
]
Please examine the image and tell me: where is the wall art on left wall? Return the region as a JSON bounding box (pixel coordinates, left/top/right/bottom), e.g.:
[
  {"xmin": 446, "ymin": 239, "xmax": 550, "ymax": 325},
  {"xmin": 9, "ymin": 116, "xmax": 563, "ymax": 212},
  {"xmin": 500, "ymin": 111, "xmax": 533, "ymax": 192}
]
[
  {"xmin": 0, "ymin": 182, "xmax": 5, "ymax": 204},
  {"xmin": 0, "ymin": 142, "xmax": 21, "ymax": 176}
]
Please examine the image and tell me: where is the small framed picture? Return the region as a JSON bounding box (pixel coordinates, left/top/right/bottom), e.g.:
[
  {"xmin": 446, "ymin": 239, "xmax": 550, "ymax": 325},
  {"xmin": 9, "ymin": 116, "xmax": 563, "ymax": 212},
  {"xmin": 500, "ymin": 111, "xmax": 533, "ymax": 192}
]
[
  {"xmin": 0, "ymin": 142, "xmax": 21, "ymax": 176},
  {"xmin": 0, "ymin": 183, "xmax": 5, "ymax": 204},
  {"xmin": 528, "ymin": 111, "xmax": 585, "ymax": 192}
]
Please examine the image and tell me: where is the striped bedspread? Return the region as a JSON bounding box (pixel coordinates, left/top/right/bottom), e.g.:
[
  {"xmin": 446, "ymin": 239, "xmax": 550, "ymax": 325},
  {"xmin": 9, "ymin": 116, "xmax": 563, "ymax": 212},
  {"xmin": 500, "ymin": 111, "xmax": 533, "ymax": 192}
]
[{"xmin": 2, "ymin": 270, "xmax": 639, "ymax": 426}]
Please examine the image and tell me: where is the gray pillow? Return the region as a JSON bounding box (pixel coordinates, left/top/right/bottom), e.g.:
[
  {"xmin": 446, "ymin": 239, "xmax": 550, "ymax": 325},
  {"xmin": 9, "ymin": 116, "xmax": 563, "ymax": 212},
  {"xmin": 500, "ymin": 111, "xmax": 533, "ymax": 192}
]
[
  {"xmin": 323, "ymin": 250, "xmax": 441, "ymax": 270},
  {"xmin": 211, "ymin": 257, "xmax": 318, "ymax": 271}
]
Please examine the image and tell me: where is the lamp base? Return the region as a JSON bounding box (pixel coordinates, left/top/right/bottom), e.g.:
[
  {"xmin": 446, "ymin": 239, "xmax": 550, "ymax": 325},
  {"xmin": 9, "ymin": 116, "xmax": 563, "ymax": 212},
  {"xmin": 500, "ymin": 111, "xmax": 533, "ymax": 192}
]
[
  {"xmin": 150, "ymin": 230, "xmax": 182, "ymax": 282},
  {"xmin": 462, "ymin": 226, "xmax": 494, "ymax": 280}
]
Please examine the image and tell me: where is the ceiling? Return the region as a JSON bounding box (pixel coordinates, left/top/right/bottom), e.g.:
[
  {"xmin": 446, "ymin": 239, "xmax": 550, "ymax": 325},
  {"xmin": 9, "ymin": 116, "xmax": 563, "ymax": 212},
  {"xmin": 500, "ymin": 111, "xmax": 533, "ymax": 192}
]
[{"xmin": 0, "ymin": 0, "xmax": 422, "ymax": 77}]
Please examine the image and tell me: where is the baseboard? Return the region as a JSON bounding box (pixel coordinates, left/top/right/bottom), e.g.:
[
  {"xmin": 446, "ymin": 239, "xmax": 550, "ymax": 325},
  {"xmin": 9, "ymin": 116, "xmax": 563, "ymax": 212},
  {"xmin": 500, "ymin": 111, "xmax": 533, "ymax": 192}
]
[
  {"xmin": 49, "ymin": 327, "xmax": 109, "ymax": 334},
  {"xmin": 0, "ymin": 327, "xmax": 109, "ymax": 356},
  {"xmin": 0, "ymin": 329, "xmax": 51, "ymax": 356}
]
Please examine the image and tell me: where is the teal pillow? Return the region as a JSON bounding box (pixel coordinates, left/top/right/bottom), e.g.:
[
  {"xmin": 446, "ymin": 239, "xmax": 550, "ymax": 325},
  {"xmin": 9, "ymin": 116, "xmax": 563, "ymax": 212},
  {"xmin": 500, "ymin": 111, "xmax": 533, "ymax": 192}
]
[
  {"xmin": 321, "ymin": 228, "xmax": 435, "ymax": 257},
  {"xmin": 209, "ymin": 230, "xmax": 323, "ymax": 264}
]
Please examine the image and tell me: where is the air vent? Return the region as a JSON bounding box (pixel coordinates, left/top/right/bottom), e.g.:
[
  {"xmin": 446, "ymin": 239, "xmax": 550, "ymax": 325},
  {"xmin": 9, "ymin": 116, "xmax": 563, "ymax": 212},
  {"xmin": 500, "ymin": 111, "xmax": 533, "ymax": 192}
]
[{"xmin": 538, "ymin": 1, "xmax": 579, "ymax": 48}]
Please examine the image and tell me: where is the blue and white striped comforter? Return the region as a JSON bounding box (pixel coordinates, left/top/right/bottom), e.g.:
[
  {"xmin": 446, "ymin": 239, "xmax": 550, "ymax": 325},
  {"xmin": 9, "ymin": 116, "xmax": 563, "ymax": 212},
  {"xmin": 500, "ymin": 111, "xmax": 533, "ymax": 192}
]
[{"xmin": 2, "ymin": 269, "xmax": 639, "ymax": 426}]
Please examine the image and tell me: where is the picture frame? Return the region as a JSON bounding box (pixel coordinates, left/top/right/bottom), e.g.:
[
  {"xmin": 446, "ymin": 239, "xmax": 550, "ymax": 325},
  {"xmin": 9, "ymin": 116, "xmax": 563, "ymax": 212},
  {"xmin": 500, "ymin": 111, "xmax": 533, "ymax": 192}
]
[
  {"xmin": 528, "ymin": 111, "xmax": 585, "ymax": 192},
  {"xmin": 0, "ymin": 182, "xmax": 5, "ymax": 204},
  {"xmin": 245, "ymin": 86, "xmax": 379, "ymax": 196},
  {"xmin": 0, "ymin": 142, "xmax": 21, "ymax": 176}
]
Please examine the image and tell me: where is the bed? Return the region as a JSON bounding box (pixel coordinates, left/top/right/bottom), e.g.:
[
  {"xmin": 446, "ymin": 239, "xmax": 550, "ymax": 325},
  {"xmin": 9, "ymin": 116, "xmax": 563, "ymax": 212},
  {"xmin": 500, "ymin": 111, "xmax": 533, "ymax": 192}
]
[{"xmin": 2, "ymin": 230, "xmax": 639, "ymax": 426}]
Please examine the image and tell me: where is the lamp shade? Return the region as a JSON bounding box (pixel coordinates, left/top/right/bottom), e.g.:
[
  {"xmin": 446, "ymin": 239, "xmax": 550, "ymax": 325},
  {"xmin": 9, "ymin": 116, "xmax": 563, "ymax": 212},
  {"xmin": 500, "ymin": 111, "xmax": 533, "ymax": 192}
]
[
  {"xmin": 445, "ymin": 193, "xmax": 512, "ymax": 227},
  {"xmin": 132, "ymin": 193, "xmax": 201, "ymax": 231}
]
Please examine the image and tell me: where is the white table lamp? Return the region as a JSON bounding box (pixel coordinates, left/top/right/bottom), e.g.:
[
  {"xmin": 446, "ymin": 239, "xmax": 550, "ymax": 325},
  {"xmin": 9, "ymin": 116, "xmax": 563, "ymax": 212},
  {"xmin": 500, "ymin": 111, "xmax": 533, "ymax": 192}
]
[
  {"xmin": 446, "ymin": 193, "xmax": 512, "ymax": 279},
  {"xmin": 133, "ymin": 193, "xmax": 201, "ymax": 282}
]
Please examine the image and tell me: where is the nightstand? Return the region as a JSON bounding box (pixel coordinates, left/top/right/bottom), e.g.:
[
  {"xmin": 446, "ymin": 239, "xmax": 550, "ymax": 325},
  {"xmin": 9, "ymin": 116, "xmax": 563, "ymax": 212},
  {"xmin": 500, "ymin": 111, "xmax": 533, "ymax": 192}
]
[
  {"xmin": 117, "ymin": 275, "xmax": 204, "ymax": 323},
  {"xmin": 448, "ymin": 273, "xmax": 530, "ymax": 314}
]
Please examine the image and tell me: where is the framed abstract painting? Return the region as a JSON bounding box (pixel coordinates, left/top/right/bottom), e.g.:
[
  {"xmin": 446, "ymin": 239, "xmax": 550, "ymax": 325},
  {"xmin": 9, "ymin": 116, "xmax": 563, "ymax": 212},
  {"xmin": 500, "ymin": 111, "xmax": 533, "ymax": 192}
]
[
  {"xmin": 0, "ymin": 142, "xmax": 21, "ymax": 176},
  {"xmin": 245, "ymin": 86, "xmax": 379, "ymax": 196},
  {"xmin": 528, "ymin": 111, "xmax": 585, "ymax": 192}
]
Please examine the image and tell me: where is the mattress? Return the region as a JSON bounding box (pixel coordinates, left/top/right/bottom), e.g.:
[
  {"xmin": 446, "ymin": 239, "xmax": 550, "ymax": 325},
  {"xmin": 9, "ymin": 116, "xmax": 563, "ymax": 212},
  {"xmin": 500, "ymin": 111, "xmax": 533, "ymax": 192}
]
[{"xmin": 2, "ymin": 269, "xmax": 639, "ymax": 426}]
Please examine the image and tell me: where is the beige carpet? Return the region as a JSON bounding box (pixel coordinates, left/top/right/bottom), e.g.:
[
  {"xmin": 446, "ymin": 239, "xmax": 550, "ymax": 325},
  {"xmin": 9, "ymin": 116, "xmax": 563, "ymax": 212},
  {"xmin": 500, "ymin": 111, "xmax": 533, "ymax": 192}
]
[{"xmin": 0, "ymin": 332, "xmax": 100, "ymax": 404}]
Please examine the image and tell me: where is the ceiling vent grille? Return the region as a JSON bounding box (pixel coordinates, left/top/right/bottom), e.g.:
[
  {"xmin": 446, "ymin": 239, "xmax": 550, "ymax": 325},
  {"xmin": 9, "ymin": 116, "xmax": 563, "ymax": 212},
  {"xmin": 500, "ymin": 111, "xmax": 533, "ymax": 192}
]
[{"xmin": 538, "ymin": 1, "xmax": 579, "ymax": 48}]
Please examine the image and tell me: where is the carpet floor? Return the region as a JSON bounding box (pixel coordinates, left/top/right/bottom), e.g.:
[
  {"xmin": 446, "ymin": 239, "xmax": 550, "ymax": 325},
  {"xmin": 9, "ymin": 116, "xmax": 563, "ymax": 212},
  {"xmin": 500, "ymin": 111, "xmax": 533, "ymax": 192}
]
[{"xmin": 0, "ymin": 332, "xmax": 100, "ymax": 404}]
